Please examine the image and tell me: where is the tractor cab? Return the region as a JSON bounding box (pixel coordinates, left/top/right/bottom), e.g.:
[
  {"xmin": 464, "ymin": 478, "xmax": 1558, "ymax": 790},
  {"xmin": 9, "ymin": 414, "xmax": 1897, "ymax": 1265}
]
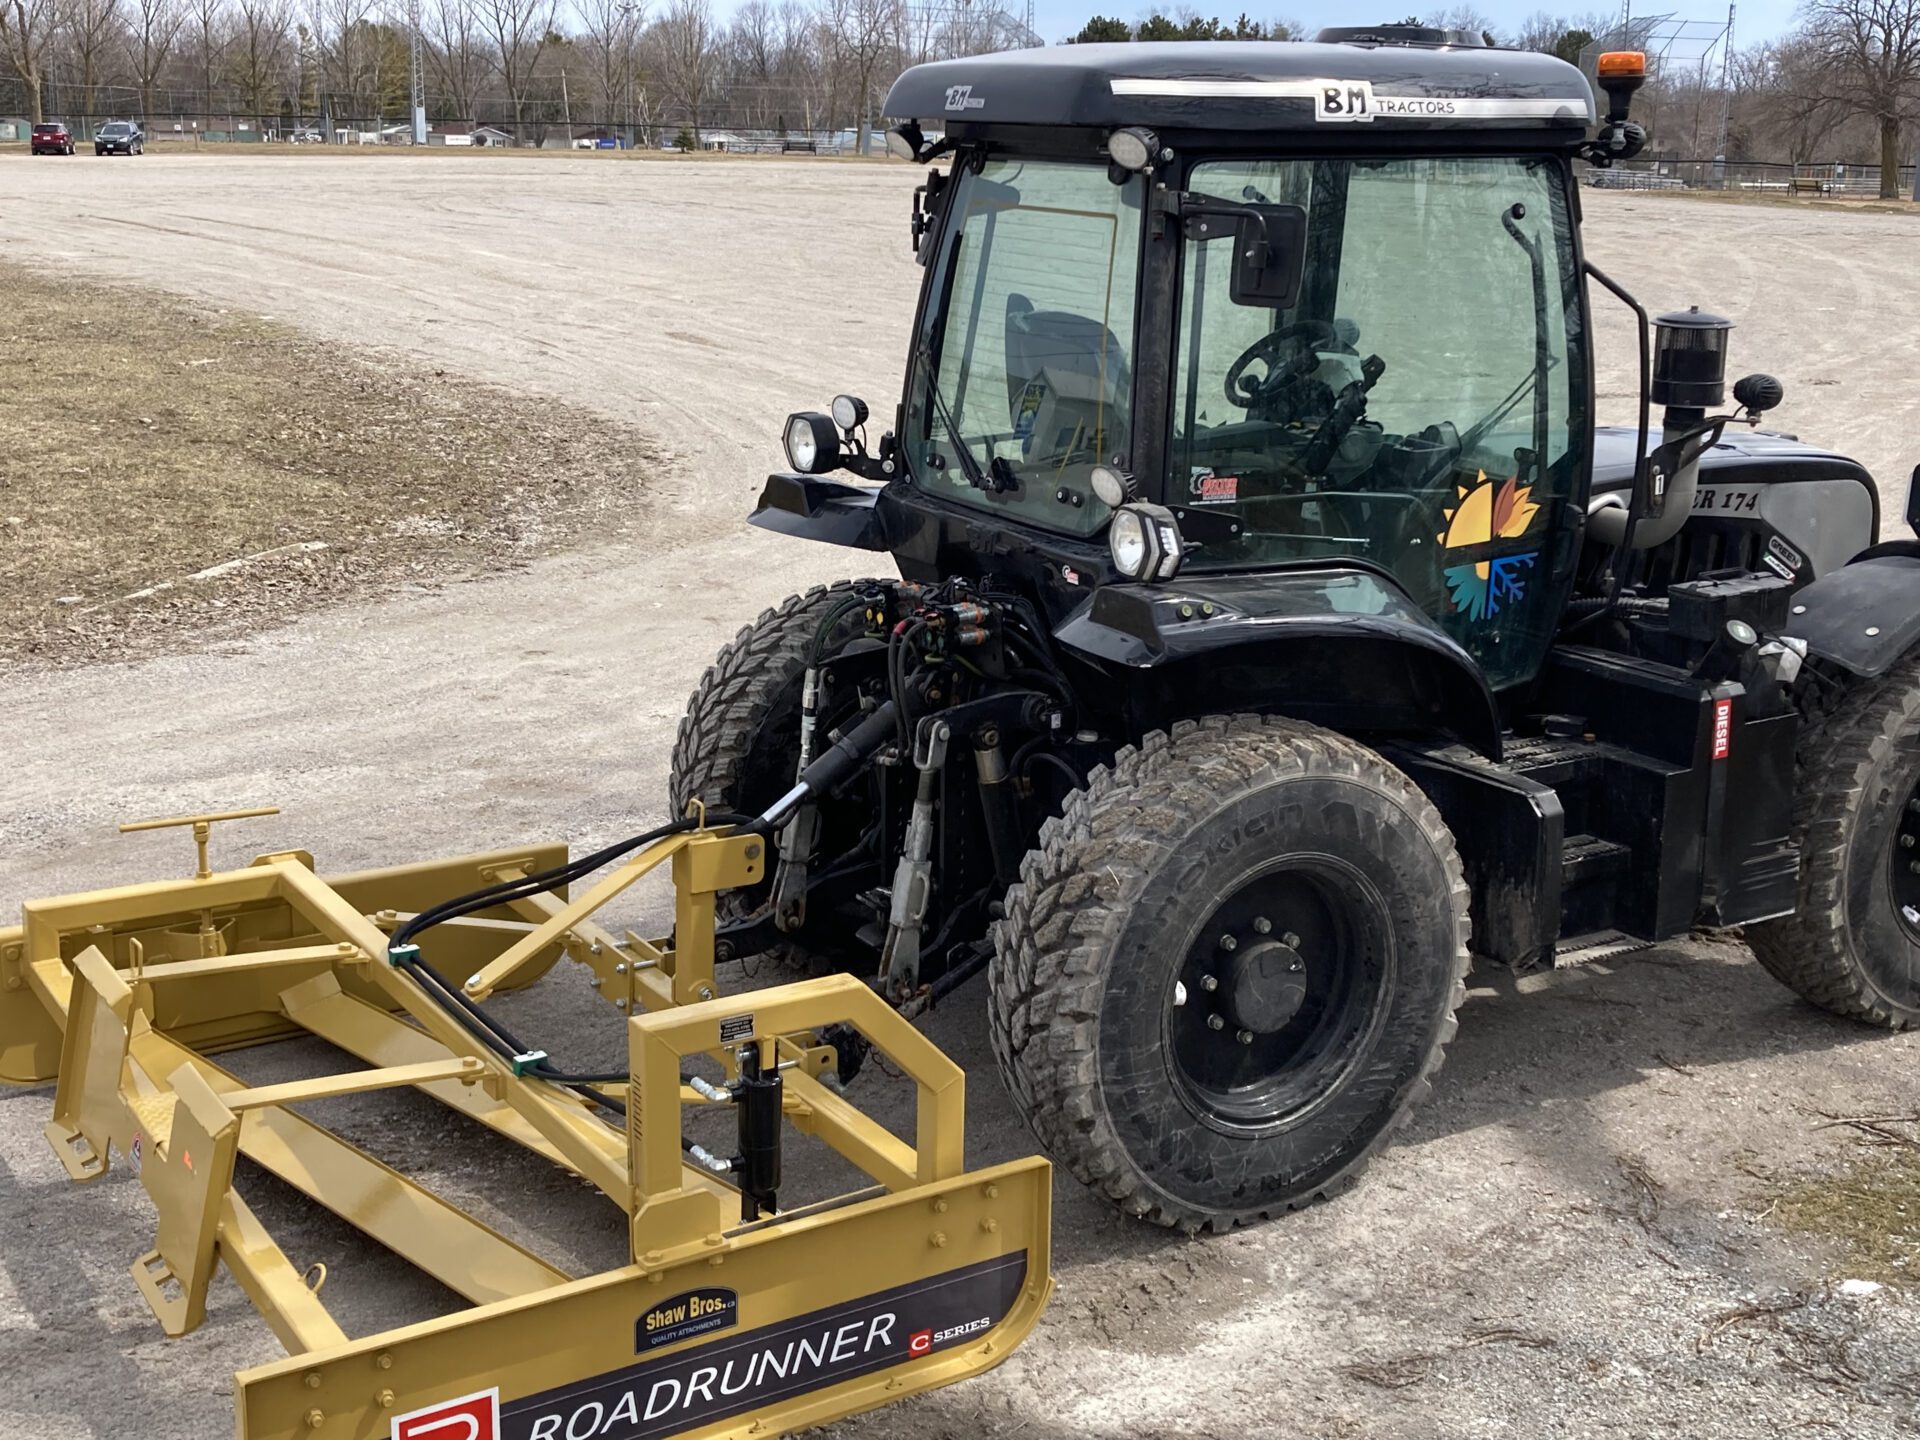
[
  {"xmin": 895, "ymin": 67, "xmax": 1593, "ymax": 689},
  {"xmin": 768, "ymin": 31, "xmax": 1624, "ymax": 694}
]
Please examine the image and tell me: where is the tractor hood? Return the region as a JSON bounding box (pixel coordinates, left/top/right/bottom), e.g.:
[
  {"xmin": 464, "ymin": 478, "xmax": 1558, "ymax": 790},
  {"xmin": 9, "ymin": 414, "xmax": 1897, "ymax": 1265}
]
[{"xmin": 1591, "ymin": 425, "xmax": 1875, "ymax": 494}]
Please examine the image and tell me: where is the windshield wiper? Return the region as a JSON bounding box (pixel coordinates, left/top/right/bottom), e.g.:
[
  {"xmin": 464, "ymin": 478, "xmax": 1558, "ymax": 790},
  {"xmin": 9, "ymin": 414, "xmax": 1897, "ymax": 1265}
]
[{"xmin": 915, "ymin": 343, "xmax": 1011, "ymax": 494}]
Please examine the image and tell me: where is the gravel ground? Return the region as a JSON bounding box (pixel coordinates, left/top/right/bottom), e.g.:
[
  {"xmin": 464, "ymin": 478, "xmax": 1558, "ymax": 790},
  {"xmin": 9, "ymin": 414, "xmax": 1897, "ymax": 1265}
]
[{"xmin": 2, "ymin": 152, "xmax": 1920, "ymax": 1439}]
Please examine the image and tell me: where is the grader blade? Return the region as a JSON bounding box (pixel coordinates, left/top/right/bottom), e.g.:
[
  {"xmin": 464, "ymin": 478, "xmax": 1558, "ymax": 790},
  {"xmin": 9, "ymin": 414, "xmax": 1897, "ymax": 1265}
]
[{"xmin": 0, "ymin": 817, "xmax": 1052, "ymax": 1440}]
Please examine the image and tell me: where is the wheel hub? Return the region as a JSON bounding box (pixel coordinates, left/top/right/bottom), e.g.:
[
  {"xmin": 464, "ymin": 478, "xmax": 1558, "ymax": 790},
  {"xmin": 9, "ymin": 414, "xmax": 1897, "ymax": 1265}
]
[
  {"xmin": 1167, "ymin": 867, "xmax": 1390, "ymax": 1133},
  {"xmin": 1228, "ymin": 939, "xmax": 1308, "ymax": 1033},
  {"xmin": 1896, "ymin": 787, "xmax": 1920, "ymax": 941}
]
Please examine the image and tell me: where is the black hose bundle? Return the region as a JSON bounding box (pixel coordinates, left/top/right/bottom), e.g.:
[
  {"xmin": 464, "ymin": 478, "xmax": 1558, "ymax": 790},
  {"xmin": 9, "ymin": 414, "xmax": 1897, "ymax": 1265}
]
[{"xmin": 387, "ymin": 811, "xmax": 750, "ymax": 1130}]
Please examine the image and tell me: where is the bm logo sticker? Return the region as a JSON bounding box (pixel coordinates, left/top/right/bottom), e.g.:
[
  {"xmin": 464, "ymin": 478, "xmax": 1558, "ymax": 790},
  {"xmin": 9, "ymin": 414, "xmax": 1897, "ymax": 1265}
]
[
  {"xmin": 392, "ymin": 1387, "xmax": 500, "ymax": 1440},
  {"xmin": 944, "ymin": 85, "xmax": 985, "ymax": 111}
]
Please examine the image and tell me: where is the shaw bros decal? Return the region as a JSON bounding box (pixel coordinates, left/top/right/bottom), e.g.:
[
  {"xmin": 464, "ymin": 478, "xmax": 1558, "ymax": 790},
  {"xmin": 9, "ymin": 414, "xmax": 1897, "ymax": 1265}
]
[
  {"xmin": 493, "ymin": 1252, "xmax": 1027, "ymax": 1440},
  {"xmin": 1437, "ymin": 470, "xmax": 1542, "ymax": 623},
  {"xmin": 637, "ymin": 1288, "xmax": 737, "ymax": 1351}
]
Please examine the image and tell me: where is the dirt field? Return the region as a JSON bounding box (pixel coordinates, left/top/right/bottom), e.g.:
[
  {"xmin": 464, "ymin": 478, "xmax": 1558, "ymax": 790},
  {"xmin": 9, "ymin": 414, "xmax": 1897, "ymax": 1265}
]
[
  {"xmin": 3, "ymin": 152, "xmax": 1920, "ymax": 1440},
  {"xmin": 0, "ymin": 266, "xmax": 665, "ymax": 665}
]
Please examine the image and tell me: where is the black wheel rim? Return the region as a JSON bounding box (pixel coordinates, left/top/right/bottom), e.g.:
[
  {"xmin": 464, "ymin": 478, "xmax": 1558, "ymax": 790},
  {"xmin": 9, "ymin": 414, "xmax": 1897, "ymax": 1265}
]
[
  {"xmin": 1164, "ymin": 857, "xmax": 1393, "ymax": 1135},
  {"xmin": 1893, "ymin": 775, "xmax": 1920, "ymax": 943}
]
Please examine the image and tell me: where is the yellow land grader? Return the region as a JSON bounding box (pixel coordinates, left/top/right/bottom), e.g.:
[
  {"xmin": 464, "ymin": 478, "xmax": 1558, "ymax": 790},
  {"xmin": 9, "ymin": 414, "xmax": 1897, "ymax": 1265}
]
[{"xmin": 0, "ymin": 796, "xmax": 1050, "ymax": 1440}]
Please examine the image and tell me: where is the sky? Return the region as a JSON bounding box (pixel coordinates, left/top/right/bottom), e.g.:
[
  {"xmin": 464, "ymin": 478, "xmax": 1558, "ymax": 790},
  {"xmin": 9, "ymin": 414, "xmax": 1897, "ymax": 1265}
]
[{"xmin": 1007, "ymin": 0, "xmax": 1803, "ymax": 52}]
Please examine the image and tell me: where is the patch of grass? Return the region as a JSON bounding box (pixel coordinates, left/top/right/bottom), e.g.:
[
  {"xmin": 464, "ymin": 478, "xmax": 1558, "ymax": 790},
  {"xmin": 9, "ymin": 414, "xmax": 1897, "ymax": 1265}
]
[
  {"xmin": 1770, "ymin": 1151, "xmax": 1920, "ymax": 1283},
  {"xmin": 0, "ymin": 262, "xmax": 660, "ymax": 666}
]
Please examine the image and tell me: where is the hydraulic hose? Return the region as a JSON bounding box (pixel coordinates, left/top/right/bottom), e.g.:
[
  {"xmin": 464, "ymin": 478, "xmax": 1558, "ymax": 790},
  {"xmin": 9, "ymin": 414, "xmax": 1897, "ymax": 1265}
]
[
  {"xmin": 386, "ymin": 809, "xmax": 751, "ymax": 1131},
  {"xmin": 760, "ymin": 700, "xmax": 899, "ymax": 830}
]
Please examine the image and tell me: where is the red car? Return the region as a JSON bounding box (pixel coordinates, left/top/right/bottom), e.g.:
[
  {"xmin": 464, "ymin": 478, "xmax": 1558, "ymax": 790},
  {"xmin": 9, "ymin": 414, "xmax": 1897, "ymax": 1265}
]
[{"xmin": 31, "ymin": 122, "xmax": 75, "ymax": 155}]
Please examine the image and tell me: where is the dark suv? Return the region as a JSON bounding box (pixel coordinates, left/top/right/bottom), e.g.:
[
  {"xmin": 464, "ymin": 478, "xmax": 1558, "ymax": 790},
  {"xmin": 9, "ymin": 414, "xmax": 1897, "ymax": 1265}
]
[
  {"xmin": 95, "ymin": 122, "xmax": 144, "ymax": 156},
  {"xmin": 31, "ymin": 122, "xmax": 74, "ymax": 155}
]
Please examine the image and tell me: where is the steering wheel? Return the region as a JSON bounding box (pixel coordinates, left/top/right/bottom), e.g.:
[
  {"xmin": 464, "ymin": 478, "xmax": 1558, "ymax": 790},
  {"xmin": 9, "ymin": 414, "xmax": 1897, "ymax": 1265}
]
[{"xmin": 1223, "ymin": 319, "xmax": 1343, "ymax": 412}]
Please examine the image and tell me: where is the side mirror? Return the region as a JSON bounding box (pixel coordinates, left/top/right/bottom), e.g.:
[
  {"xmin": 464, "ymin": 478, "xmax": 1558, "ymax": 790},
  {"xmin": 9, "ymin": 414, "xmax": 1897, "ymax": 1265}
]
[
  {"xmin": 1185, "ymin": 202, "xmax": 1307, "ymax": 309},
  {"xmin": 1230, "ymin": 205, "xmax": 1307, "ymax": 308}
]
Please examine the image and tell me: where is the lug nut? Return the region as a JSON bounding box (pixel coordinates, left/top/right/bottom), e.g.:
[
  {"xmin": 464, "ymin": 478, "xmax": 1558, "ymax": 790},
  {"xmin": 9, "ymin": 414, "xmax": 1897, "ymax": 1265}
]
[
  {"xmin": 1252, "ymin": 916, "xmax": 1272, "ymax": 934},
  {"xmin": 1207, "ymin": 1014, "xmax": 1225, "ymax": 1031},
  {"xmin": 1200, "ymin": 975, "xmax": 1219, "ymax": 992},
  {"xmin": 1218, "ymin": 934, "xmax": 1238, "ymax": 952},
  {"xmin": 1236, "ymin": 1030, "xmax": 1254, "ymax": 1045},
  {"xmin": 1283, "ymin": 932, "xmax": 1301, "ymax": 948},
  {"xmin": 1904, "ymin": 835, "xmax": 1916, "ymax": 850}
]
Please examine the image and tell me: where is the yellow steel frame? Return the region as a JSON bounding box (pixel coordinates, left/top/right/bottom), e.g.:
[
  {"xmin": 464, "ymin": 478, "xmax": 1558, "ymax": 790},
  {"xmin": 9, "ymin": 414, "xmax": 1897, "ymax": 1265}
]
[{"xmin": 0, "ymin": 820, "xmax": 1052, "ymax": 1440}]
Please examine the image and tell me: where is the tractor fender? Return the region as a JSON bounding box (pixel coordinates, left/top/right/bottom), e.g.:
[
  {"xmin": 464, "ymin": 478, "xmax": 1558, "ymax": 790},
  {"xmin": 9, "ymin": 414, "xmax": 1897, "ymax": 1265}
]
[
  {"xmin": 748, "ymin": 472, "xmax": 890, "ymax": 550},
  {"xmin": 1054, "ymin": 569, "xmax": 1503, "ymax": 759},
  {"xmin": 1785, "ymin": 553, "xmax": 1920, "ymax": 679}
]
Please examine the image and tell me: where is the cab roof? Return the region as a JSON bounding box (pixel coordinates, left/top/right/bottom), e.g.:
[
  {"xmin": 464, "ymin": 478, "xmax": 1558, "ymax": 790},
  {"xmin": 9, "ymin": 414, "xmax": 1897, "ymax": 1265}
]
[{"xmin": 883, "ymin": 39, "xmax": 1596, "ymax": 134}]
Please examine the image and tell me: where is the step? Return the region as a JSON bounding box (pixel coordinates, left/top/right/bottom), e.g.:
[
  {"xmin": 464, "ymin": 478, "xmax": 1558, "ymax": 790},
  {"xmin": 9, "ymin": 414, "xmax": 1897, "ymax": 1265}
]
[
  {"xmin": 1561, "ymin": 833, "xmax": 1633, "ymax": 887},
  {"xmin": 1553, "ymin": 930, "xmax": 1653, "ymax": 968}
]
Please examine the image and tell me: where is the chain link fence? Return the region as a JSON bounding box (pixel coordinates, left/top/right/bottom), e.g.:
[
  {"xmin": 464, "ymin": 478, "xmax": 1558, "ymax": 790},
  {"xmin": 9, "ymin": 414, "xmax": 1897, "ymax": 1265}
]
[
  {"xmin": 16, "ymin": 112, "xmax": 873, "ymax": 153},
  {"xmin": 1587, "ymin": 157, "xmax": 1917, "ymax": 196}
]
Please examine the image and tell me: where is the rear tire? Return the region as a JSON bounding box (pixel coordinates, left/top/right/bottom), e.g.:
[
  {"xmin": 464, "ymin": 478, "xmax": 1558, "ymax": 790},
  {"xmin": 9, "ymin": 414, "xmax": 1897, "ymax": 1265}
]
[
  {"xmin": 669, "ymin": 580, "xmax": 882, "ymax": 967},
  {"xmin": 989, "ymin": 713, "xmax": 1470, "ymax": 1232},
  {"xmin": 1749, "ymin": 654, "xmax": 1920, "ymax": 1028}
]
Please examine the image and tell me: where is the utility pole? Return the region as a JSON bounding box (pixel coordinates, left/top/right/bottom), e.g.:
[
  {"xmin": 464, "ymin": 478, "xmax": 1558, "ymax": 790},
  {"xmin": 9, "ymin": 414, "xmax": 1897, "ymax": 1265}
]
[
  {"xmin": 409, "ymin": 0, "xmax": 427, "ymax": 144},
  {"xmin": 562, "ymin": 70, "xmax": 572, "ymax": 144}
]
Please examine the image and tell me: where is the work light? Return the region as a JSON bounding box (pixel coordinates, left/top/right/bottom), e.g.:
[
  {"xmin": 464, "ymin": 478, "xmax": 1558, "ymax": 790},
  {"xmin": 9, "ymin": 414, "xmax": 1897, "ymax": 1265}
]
[
  {"xmin": 1106, "ymin": 126, "xmax": 1159, "ymax": 172},
  {"xmin": 831, "ymin": 394, "xmax": 869, "ymax": 431},
  {"xmin": 783, "ymin": 412, "xmax": 841, "ymax": 473},
  {"xmin": 1108, "ymin": 502, "xmax": 1185, "ymax": 581},
  {"xmin": 1090, "ymin": 465, "xmax": 1132, "ymax": 507}
]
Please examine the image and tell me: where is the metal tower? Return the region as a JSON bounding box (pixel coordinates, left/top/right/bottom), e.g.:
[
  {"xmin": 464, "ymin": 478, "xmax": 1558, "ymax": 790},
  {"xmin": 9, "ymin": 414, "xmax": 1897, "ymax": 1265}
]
[{"xmin": 409, "ymin": 0, "xmax": 427, "ymax": 144}]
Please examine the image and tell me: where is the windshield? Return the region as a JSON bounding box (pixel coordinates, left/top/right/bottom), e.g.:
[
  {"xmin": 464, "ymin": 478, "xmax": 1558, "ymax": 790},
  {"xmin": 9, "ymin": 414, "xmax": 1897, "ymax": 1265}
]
[
  {"xmin": 101, "ymin": 124, "xmax": 132, "ymax": 136},
  {"xmin": 907, "ymin": 159, "xmax": 1145, "ymax": 538},
  {"xmin": 1172, "ymin": 155, "xmax": 1585, "ymax": 686}
]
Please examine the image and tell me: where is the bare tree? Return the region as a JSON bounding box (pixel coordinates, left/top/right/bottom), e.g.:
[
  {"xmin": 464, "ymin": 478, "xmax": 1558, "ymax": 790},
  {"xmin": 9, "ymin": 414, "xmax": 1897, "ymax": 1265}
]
[
  {"xmin": 1425, "ymin": 5, "xmax": 1495, "ymax": 43},
  {"xmin": 229, "ymin": 0, "xmax": 289, "ymax": 124},
  {"xmin": 313, "ymin": 0, "xmax": 372, "ymax": 116},
  {"xmin": 473, "ymin": 0, "xmax": 556, "ymax": 125},
  {"xmin": 0, "ymin": 0, "xmax": 59, "ymax": 121},
  {"xmin": 727, "ymin": 0, "xmax": 774, "ymax": 127},
  {"xmin": 188, "ymin": 0, "xmax": 227, "ymax": 116},
  {"xmin": 823, "ymin": 0, "xmax": 891, "ymax": 152},
  {"xmin": 652, "ymin": 0, "xmax": 714, "ymax": 140},
  {"xmin": 776, "ymin": 0, "xmax": 824, "ymax": 134},
  {"xmin": 426, "ymin": 0, "xmax": 486, "ymax": 120},
  {"xmin": 575, "ymin": 0, "xmax": 642, "ymax": 129},
  {"xmin": 124, "ymin": 0, "xmax": 184, "ymax": 121},
  {"xmin": 1796, "ymin": 0, "xmax": 1920, "ymax": 195},
  {"xmin": 63, "ymin": 0, "xmax": 124, "ymax": 122}
]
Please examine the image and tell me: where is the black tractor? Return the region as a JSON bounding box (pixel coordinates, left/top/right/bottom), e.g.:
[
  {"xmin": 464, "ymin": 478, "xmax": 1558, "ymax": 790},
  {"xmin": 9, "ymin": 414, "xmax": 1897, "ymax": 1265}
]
[{"xmin": 672, "ymin": 29, "xmax": 1920, "ymax": 1233}]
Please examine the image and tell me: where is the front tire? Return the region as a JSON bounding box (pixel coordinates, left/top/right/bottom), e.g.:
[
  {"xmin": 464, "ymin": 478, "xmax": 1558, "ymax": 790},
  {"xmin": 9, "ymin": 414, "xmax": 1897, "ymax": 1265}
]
[
  {"xmin": 1750, "ymin": 654, "xmax": 1920, "ymax": 1027},
  {"xmin": 669, "ymin": 580, "xmax": 882, "ymax": 966},
  {"xmin": 989, "ymin": 714, "xmax": 1470, "ymax": 1233}
]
